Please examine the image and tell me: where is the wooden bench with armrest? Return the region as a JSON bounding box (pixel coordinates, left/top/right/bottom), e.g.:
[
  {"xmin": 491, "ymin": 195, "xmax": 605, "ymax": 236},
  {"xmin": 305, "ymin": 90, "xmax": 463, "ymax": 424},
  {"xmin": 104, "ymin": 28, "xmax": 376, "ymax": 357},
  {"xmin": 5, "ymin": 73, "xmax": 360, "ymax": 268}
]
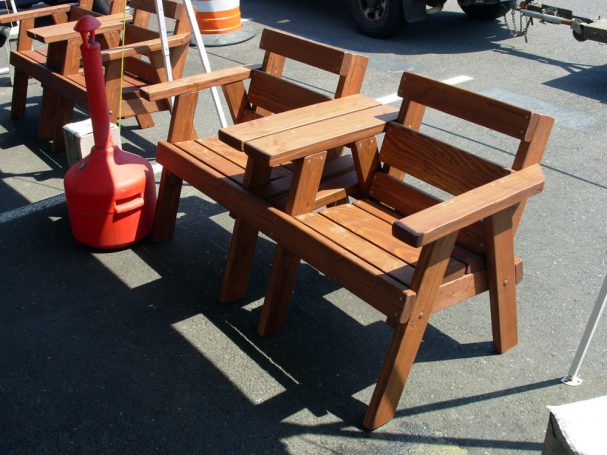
[
  {"xmin": 1, "ymin": 0, "xmax": 123, "ymax": 144},
  {"xmin": 141, "ymin": 27, "xmax": 370, "ymax": 302},
  {"xmin": 149, "ymin": 71, "xmax": 554, "ymax": 429},
  {"xmin": 9, "ymin": 0, "xmax": 190, "ymax": 151}
]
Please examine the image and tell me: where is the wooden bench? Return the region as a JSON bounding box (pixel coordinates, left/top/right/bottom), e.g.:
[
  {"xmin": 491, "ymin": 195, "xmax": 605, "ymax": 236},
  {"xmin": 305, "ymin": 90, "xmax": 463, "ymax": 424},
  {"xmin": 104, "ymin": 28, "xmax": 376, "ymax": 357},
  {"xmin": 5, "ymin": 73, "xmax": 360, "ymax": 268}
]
[
  {"xmin": 150, "ymin": 70, "xmax": 554, "ymax": 429},
  {"xmin": 9, "ymin": 0, "xmax": 190, "ymax": 151},
  {"xmin": 141, "ymin": 27, "xmax": 369, "ymax": 302},
  {"xmin": 3, "ymin": 0, "xmax": 123, "ymax": 149}
]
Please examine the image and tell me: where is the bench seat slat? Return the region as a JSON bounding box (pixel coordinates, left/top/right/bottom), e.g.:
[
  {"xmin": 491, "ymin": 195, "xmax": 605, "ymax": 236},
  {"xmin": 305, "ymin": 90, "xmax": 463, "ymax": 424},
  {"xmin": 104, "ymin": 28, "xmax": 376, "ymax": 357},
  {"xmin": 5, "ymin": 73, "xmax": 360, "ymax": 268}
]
[
  {"xmin": 298, "ymin": 211, "xmax": 415, "ymax": 286},
  {"xmin": 318, "ymin": 204, "xmax": 467, "ymax": 283},
  {"xmin": 353, "ymin": 199, "xmax": 485, "ymax": 273}
]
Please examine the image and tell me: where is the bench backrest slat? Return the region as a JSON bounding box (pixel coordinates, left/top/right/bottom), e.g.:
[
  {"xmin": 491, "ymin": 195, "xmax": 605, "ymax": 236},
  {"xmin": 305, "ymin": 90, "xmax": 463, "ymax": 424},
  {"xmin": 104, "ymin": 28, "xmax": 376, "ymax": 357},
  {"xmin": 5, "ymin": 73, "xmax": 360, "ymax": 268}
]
[
  {"xmin": 259, "ymin": 28, "xmax": 353, "ymax": 76},
  {"xmin": 248, "ymin": 71, "xmax": 331, "ymax": 115},
  {"xmin": 380, "ymin": 122, "xmax": 511, "ymax": 196},
  {"xmin": 397, "ymin": 72, "xmax": 533, "ymax": 140},
  {"xmin": 229, "ymin": 28, "xmax": 368, "ymax": 123}
]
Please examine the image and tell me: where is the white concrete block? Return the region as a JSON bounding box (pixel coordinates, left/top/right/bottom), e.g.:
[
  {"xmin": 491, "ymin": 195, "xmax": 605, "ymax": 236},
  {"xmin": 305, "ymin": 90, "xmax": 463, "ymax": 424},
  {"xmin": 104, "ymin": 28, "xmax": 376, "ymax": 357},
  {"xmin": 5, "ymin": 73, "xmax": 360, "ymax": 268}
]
[{"xmin": 63, "ymin": 119, "xmax": 122, "ymax": 167}]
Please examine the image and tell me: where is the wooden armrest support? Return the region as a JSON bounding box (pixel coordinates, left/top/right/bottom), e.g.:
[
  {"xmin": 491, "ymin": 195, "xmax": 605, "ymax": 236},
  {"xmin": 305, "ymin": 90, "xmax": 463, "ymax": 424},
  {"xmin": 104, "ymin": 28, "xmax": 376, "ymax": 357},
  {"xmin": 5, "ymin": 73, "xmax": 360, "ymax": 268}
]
[
  {"xmin": 140, "ymin": 64, "xmax": 259, "ymax": 101},
  {"xmin": 0, "ymin": 4, "xmax": 71, "ymax": 24},
  {"xmin": 101, "ymin": 33, "xmax": 191, "ymax": 62},
  {"xmin": 393, "ymin": 164, "xmax": 545, "ymax": 247}
]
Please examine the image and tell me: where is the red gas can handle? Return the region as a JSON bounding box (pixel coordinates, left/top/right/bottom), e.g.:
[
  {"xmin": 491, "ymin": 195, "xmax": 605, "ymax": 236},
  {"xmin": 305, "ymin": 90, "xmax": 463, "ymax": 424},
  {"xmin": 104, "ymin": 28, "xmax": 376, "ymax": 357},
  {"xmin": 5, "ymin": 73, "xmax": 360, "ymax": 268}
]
[{"xmin": 114, "ymin": 195, "xmax": 145, "ymax": 214}]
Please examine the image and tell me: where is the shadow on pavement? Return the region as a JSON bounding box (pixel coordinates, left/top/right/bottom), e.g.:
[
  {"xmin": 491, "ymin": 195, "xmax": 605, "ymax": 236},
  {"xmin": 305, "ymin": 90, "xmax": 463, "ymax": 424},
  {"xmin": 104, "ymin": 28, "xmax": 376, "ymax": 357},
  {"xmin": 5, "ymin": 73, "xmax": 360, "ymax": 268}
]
[{"xmin": 0, "ymin": 193, "xmax": 551, "ymax": 452}]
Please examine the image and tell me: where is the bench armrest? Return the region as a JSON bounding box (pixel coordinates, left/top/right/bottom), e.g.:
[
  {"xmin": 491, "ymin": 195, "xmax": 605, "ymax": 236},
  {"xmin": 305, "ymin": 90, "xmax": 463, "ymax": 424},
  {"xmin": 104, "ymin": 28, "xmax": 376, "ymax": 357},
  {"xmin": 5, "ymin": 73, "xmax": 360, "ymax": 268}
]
[
  {"xmin": 100, "ymin": 32, "xmax": 191, "ymax": 62},
  {"xmin": 0, "ymin": 4, "xmax": 72, "ymax": 24},
  {"xmin": 139, "ymin": 64, "xmax": 259, "ymax": 101},
  {"xmin": 393, "ymin": 164, "xmax": 545, "ymax": 247}
]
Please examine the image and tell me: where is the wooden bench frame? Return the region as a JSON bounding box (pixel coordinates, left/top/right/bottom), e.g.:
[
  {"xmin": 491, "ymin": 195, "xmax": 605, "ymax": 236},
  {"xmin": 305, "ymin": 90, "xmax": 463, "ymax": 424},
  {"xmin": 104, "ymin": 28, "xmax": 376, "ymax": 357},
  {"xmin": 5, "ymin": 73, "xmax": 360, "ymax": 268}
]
[
  {"xmin": 9, "ymin": 0, "xmax": 190, "ymax": 151},
  {"xmin": 2, "ymin": 0, "xmax": 123, "ymax": 148},
  {"xmin": 148, "ymin": 67, "xmax": 553, "ymax": 429}
]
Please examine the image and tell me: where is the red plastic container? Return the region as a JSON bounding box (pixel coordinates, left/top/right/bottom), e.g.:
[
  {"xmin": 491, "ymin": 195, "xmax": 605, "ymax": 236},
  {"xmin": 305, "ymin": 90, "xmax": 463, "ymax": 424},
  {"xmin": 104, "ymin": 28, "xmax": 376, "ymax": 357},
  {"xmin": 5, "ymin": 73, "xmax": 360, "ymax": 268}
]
[{"xmin": 64, "ymin": 16, "xmax": 156, "ymax": 249}]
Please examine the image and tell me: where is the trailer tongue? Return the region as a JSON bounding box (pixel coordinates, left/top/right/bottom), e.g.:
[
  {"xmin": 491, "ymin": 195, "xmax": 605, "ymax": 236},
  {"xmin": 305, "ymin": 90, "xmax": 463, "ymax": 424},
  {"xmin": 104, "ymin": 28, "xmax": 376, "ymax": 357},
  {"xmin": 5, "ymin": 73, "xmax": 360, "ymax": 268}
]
[{"xmin": 516, "ymin": 1, "xmax": 607, "ymax": 44}]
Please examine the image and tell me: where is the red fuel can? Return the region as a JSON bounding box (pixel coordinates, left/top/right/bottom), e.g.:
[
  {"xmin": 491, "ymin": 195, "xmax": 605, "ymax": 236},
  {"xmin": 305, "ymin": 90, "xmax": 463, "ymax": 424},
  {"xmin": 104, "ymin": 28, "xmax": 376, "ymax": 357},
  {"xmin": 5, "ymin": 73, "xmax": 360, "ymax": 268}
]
[
  {"xmin": 64, "ymin": 145, "xmax": 156, "ymax": 249},
  {"xmin": 64, "ymin": 16, "xmax": 156, "ymax": 249}
]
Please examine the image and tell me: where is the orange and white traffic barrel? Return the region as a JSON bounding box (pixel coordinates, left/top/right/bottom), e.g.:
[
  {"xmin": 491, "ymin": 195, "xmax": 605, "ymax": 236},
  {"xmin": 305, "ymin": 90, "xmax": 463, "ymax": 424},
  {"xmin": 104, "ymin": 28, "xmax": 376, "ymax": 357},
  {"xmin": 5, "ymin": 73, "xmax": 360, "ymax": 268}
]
[{"xmin": 193, "ymin": 0, "xmax": 255, "ymax": 46}]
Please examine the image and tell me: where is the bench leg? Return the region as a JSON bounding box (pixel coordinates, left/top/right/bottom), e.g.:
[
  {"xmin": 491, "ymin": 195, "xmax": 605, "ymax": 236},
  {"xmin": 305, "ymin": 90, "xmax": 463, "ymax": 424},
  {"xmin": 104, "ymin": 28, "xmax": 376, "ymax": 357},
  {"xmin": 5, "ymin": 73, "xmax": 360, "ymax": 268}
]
[
  {"xmin": 38, "ymin": 88, "xmax": 57, "ymax": 141},
  {"xmin": 136, "ymin": 113, "xmax": 155, "ymax": 129},
  {"xmin": 363, "ymin": 320, "xmax": 426, "ymax": 430},
  {"xmin": 220, "ymin": 219, "xmax": 258, "ymax": 304},
  {"xmin": 258, "ymin": 246, "xmax": 300, "ymax": 336},
  {"xmin": 485, "ymin": 208, "xmax": 518, "ymax": 354},
  {"xmin": 364, "ymin": 233, "xmax": 457, "ymax": 430},
  {"xmin": 152, "ymin": 169, "xmax": 183, "ymax": 242},
  {"xmin": 11, "ymin": 69, "xmax": 28, "ymax": 119},
  {"xmin": 52, "ymin": 97, "xmax": 75, "ymax": 153}
]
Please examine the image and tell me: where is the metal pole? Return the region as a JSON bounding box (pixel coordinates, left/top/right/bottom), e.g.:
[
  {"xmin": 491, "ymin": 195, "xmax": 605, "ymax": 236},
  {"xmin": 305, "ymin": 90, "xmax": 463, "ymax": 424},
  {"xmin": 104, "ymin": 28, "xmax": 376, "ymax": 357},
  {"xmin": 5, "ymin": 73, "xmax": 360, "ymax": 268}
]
[
  {"xmin": 562, "ymin": 273, "xmax": 607, "ymax": 386},
  {"xmin": 153, "ymin": 0, "xmax": 227, "ymax": 128},
  {"xmin": 182, "ymin": 0, "xmax": 228, "ymax": 128},
  {"xmin": 153, "ymin": 0, "xmax": 174, "ymax": 107}
]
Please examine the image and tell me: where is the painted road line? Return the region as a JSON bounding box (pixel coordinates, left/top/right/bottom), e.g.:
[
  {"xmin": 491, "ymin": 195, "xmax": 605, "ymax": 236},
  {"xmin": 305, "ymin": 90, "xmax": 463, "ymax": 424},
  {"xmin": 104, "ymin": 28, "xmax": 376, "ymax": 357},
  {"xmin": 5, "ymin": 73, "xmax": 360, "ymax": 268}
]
[
  {"xmin": 0, "ymin": 193, "xmax": 65, "ymax": 225},
  {"xmin": 442, "ymin": 75, "xmax": 474, "ymax": 86},
  {"xmin": 1, "ymin": 164, "xmax": 164, "ymax": 224},
  {"xmin": 375, "ymin": 74, "xmax": 474, "ymax": 104}
]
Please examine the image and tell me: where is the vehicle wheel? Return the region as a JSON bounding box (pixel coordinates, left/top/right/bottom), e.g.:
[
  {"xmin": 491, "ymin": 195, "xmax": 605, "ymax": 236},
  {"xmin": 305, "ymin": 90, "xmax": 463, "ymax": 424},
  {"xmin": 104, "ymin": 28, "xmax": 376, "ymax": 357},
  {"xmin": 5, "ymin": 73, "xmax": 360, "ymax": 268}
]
[
  {"xmin": 93, "ymin": 0, "xmax": 112, "ymax": 15},
  {"xmin": 350, "ymin": 0, "xmax": 405, "ymax": 39},
  {"xmin": 457, "ymin": 1, "xmax": 511, "ymax": 20}
]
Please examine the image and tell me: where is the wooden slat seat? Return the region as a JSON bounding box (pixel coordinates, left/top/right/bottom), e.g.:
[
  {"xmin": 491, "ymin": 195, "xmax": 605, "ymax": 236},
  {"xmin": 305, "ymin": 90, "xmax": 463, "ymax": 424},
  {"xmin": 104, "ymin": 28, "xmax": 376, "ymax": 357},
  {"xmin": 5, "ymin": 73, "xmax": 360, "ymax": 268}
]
[{"xmin": 160, "ymin": 135, "xmax": 360, "ymax": 211}]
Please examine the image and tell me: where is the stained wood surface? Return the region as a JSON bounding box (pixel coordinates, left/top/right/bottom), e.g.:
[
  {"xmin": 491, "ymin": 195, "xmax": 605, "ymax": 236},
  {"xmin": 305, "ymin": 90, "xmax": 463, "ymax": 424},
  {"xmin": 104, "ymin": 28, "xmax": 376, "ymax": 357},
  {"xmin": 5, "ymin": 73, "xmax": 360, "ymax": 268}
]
[
  {"xmin": 248, "ymin": 71, "xmax": 331, "ymax": 115},
  {"xmin": 218, "ymin": 94, "xmax": 381, "ymax": 150},
  {"xmin": 393, "ymin": 165, "xmax": 545, "ymax": 247},
  {"xmin": 243, "ymin": 104, "xmax": 397, "ymax": 165},
  {"xmin": 398, "ymin": 72, "xmax": 534, "ymax": 140},
  {"xmin": 380, "ymin": 122, "xmax": 511, "ymax": 196},
  {"xmin": 27, "ymin": 13, "xmax": 129, "ymax": 43},
  {"xmin": 0, "ymin": 4, "xmax": 71, "ymax": 24},
  {"xmin": 140, "ymin": 65, "xmax": 256, "ymax": 101},
  {"xmin": 259, "ymin": 27, "xmax": 352, "ymax": 75}
]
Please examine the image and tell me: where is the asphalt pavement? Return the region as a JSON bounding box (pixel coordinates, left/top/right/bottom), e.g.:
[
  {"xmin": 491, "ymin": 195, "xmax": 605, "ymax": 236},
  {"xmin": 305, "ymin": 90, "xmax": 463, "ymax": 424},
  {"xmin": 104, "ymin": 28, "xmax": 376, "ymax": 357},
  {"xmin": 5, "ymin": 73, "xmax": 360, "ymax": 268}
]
[{"xmin": 0, "ymin": 0, "xmax": 605, "ymax": 453}]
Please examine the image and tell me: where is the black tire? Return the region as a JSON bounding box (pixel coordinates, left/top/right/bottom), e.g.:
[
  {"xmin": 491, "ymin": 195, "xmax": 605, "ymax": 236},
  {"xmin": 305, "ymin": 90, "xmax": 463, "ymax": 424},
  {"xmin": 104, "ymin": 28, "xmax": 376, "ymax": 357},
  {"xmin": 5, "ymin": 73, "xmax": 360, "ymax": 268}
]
[
  {"xmin": 350, "ymin": 0, "xmax": 405, "ymax": 39},
  {"xmin": 457, "ymin": 1, "xmax": 511, "ymax": 20},
  {"xmin": 92, "ymin": 0, "xmax": 111, "ymax": 15}
]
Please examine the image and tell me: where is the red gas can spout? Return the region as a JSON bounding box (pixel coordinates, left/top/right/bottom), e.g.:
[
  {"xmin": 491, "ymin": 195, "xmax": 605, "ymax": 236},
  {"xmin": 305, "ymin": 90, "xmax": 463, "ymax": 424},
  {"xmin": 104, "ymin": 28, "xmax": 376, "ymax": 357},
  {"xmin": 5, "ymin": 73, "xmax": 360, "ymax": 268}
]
[{"xmin": 75, "ymin": 15, "xmax": 113, "ymax": 153}]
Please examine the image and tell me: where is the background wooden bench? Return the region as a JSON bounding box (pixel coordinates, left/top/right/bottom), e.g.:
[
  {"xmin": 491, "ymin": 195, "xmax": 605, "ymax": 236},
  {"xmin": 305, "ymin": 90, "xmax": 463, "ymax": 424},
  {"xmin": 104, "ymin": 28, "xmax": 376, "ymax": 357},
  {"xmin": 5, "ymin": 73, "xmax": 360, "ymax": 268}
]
[
  {"xmin": 9, "ymin": 0, "xmax": 190, "ymax": 151},
  {"xmin": 4, "ymin": 0, "xmax": 123, "ymax": 151}
]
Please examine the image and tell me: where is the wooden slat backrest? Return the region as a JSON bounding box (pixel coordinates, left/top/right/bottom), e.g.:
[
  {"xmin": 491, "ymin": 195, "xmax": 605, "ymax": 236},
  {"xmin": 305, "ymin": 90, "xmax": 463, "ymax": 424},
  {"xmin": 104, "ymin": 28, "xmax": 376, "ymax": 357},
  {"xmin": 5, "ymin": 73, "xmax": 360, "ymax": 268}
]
[
  {"xmin": 397, "ymin": 72, "xmax": 532, "ymax": 140},
  {"xmin": 379, "ymin": 122, "xmax": 511, "ymax": 196},
  {"xmin": 397, "ymin": 72, "xmax": 554, "ymax": 170},
  {"xmin": 130, "ymin": 0, "xmax": 185, "ymax": 21},
  {"xmin": 366, "ymin": 72, "xmax": 553, "ymax": 255},
  {"xmin": 235, "ymin": 28, "xmax": 368, "ymax": 122},
  {"xmin": 259, "ymin": 28, "xmax": 353, "ymax": 76},
  {"xmin": 121, "ymin": 0, "xmax": 190, "ymax": 82},
  {"xmin": 248, "ymin": 71, "xmax": 331, "ymax": 114}
]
